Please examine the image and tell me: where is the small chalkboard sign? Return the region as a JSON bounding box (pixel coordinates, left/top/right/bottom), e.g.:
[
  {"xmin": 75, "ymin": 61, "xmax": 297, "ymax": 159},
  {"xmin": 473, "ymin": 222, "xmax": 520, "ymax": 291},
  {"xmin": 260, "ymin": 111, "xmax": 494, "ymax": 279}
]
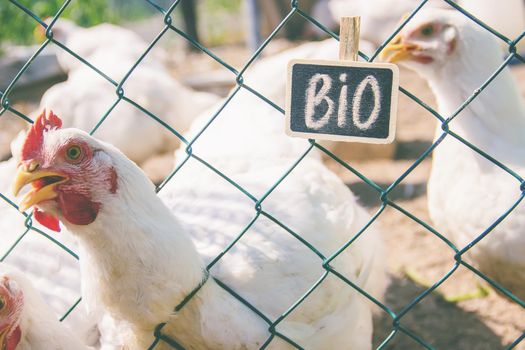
[{"xmin": 285, "ymin": 59, "xmax": 399, "ymax": 143}]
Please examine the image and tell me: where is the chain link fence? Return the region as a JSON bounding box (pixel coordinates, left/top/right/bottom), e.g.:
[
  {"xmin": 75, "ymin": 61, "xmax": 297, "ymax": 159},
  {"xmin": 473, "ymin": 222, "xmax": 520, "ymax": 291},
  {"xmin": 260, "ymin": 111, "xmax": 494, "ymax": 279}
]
[{"xmin": 1, "ymin": 0, "xmax": 524, "ymax": 349}]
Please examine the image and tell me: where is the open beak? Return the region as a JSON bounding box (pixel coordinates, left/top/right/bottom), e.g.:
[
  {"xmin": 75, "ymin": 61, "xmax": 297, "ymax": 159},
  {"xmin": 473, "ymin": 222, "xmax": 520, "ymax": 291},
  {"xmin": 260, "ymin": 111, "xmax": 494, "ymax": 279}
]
[
  {"xmin": 12, "ymin": 167, "xmax": 68, "ymax": 212},
  {"xmin": 380, "ymin": 35, "xmax": 421, "ymax": 63}
]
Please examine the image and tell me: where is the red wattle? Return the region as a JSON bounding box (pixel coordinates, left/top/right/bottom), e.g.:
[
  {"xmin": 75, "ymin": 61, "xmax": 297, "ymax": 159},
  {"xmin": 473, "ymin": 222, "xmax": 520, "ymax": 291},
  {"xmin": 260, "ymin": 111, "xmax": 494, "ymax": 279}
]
[
  {"xmin": 6, "ymin": 325, "xmax": 21, "ymax": 350},
  {"xmin": 58, "ymin": 192, "xmax": 100, "ymax": 226},
  {"xmin": 34, "ymin": 208, "xmax": 61, "ymax": 232}
]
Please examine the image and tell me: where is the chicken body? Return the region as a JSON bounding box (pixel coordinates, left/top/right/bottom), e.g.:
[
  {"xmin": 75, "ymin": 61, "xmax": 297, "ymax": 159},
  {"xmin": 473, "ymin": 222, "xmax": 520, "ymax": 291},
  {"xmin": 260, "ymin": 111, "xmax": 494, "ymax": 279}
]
[
  {"xmin": 426, "ymin": 57, "xmax": 525, "ymax": 298},
  {"xmin": 38, "ymin": 62, "xmax": 217, "ymax": 165},
  {"xmin": 382, "ymin": 9, "xmax": 525, "ymax": 299},
  {"xmin": 159, "ymin": 156, "xmax": 386, "ymax": 349}
]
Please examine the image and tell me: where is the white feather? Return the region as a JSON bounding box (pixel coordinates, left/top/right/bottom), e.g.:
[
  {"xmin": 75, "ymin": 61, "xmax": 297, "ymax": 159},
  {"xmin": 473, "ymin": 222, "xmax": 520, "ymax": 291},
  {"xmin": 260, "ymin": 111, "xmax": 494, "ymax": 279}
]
[{"xmin": 392, "ymin": 9, "xmax": 525, "ymax": 299}]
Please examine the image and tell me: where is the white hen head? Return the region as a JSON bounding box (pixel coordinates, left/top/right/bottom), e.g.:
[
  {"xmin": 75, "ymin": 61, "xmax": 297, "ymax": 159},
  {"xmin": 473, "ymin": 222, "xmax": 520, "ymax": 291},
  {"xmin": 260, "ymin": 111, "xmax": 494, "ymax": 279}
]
[
  {"xmin": 0, "ymin": 267, "xmax": 23, "ymax": 350},
  {"xmin": 11, "ymin": 110, "xmax": 151, "ymax": 234},
  {"xmin": 380, "ymin": 8, "xmax": 503, "ymax": 80},
  {"xmin": 0, "ymin": 263, "xmax": 89, "ymax": 350}
]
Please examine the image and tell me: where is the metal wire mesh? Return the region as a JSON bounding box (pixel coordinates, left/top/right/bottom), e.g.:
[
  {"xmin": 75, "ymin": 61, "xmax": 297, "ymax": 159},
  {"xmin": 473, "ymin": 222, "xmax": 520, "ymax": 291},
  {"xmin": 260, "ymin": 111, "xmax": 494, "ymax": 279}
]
[{"xmin": 1, "ymin": 0, "xmax": 524, "ymax": 349}]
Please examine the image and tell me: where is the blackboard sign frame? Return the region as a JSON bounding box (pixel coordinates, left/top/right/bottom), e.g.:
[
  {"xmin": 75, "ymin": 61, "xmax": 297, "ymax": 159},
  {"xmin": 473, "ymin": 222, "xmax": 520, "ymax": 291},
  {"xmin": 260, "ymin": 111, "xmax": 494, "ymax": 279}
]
[{"xmin": 285, "ymin": 59, "xmax": 399, "ymax": 144}]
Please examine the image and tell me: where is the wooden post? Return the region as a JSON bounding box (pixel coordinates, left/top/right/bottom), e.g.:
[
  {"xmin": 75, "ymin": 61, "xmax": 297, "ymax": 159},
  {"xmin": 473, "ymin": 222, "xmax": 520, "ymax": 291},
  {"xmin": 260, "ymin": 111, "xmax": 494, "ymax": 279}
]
[
  {"xmin": 339, "ymin": 17, "xmax": 361, "ymax": 61},
  {"xmin": 246, "ymin": 0, "xmax": 262, "ymax": 52},
  {"xmin": 181, "ymin": 0, "xmax": 199, "ymax": 52}
]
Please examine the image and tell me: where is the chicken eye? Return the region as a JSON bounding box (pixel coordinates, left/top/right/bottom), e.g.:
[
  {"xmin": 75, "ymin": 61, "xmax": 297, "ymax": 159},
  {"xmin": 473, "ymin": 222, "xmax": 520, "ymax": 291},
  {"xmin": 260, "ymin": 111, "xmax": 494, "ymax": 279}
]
[
  {"xmin": 66, "ymin": 145, "xmax": 82, "ymax": 161},
  {"xmin": 420, "ymin": 24, "xmax": 435, "ymax": 37},
  {"xmin": 0, "ymin": 297, "xmax": 4, "ymax": 310}
]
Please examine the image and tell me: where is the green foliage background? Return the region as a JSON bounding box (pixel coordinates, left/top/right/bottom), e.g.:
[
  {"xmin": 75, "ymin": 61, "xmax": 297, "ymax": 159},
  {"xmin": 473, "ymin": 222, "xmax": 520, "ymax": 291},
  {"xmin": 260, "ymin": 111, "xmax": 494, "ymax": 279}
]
[
  {"xmin": 0, "ymin": 1, "xmax": 242, "ymax": 47},
  {"xmin": 1, "ymin": 1, "xmax": 120, "ymax": 45}
]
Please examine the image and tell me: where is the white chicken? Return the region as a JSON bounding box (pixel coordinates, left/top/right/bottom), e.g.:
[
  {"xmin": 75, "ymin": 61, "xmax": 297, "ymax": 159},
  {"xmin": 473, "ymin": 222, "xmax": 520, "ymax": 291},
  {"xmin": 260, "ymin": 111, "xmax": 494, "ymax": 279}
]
[
  {"xmin": 40, "ymin": 18, "xmax": 160, "ymax": 74},
  {"xmin": 0, "ymin": 135, "xmax": 100, "ymax": 347},
  {"xmin": 37, "ymin": 60, "xmax": 219, "ymax": 165},
  {"xmin": 12, "ymin": 110, "xmax": 385, "ymax": 349},
  {"xmin": 33, "ymin": 18, "xmax": 220, "ymax": 165},
  {"xmin": 35, "ymin": 31, "xmax": 219, "ymax": 165},
  {"xmin": 0, "ymin": 262, "xmax": 89, "ymax": 349},
  {"xmin": 381, "ymin": 8, "xmax": 525, "ymax": 300}
]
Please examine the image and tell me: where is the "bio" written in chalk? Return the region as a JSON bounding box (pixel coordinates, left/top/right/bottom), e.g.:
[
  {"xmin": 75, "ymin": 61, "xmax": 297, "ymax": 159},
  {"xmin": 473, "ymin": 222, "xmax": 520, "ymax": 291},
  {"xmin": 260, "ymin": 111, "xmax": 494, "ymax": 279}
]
[{"xmin": 285, "ymin": 59, "xmax": 399, "ymax": 143}]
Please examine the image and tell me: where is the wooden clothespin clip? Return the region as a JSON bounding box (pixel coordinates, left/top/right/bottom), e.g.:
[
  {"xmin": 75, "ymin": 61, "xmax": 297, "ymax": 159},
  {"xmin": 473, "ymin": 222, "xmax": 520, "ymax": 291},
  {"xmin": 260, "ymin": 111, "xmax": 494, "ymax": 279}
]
[{"xmin": 339, "ymin": 16, "xmax": 361, "ymax": 61}]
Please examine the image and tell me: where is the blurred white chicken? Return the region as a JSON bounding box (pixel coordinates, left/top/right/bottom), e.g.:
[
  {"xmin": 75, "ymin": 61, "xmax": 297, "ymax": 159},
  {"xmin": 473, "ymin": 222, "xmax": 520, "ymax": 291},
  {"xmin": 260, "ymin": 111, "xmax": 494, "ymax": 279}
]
[
  {"xmin": 381, "ymin": 9, "xmax": 525, "ymax": 300},
  {"xmin": 12, "ymin": 110, "xmax": 385, "ymax": 349},
  {"xmin": 37, "ymin": 61, "xmax": 218, "ymax": 165},
  {"xmin": 34, "ymin": 18, "xmax": 220, "ymax": 165},
  {"xmin": 40, "ymin": 18, "xmax": 163, "ymax": 74},
  {"xmin": 0, "ymin": 262, "xmax": 89, "ymax": 349}
]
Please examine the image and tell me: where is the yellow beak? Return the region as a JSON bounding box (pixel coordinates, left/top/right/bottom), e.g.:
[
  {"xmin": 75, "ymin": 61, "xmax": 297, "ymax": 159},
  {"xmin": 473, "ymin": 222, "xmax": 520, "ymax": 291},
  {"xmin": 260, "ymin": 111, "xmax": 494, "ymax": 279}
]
[
  {"xmin": 12, "ymin": 168, "xmax": 68, "ymax": 212},
  {"xmin": 0, "ymin": 330, "xmax": 6, "ymax": 350},
  {"xmin": 380, "ymin": 35, "xmax": 421, "ymax": 63}
]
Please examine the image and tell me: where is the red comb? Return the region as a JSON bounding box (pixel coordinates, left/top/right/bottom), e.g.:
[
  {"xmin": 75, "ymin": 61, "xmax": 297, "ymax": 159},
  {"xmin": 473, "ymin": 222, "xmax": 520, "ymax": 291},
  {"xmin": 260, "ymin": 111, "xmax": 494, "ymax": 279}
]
[{"xmin": 21, "ymin": 110, "xmax": 62, "ymax": 160}]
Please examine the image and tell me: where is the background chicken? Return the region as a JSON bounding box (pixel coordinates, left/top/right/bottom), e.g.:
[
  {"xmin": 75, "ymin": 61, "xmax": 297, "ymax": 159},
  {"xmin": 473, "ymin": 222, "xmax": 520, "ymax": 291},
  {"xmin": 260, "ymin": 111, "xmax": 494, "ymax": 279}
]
[
  {"xmin": 32, "ymin": 18, "xmax": 221, "ymax": 166},
  {"xmin": 381, "ymin": 8, "xmax": 525, "ymax": 300},
  {"xmin": 37, "ymin": 61, "xmax": 219, "ymax": 165},
  {"xmin": 40, "ymin": 17, "xmax": 164, "ymax": 74},
  {"xmin": 12, "ymin": 110, "xmax": 386, "ymax": 349},
  {"xmin": 188, "ymin": 38, "xmax": 378, "ymax": 166},
  {"xmin": 0, "ymin": 262, "xmax": 89, "ymax": 349}
]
